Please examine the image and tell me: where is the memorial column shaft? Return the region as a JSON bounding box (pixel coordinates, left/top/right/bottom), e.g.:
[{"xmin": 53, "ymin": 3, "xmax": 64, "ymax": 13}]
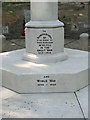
[
  {"xmin": 31, "ymin": 2, "xmax": 58, "ymax": 21},
  {"xmin": 23, "ymin": 1, "xmax": 68, "ymax": 63}
]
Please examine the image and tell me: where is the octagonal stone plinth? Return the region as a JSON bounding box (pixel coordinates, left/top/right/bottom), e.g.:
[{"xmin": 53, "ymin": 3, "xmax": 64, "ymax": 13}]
[{"xmin": 0, "ymin": 48, "xmax": 88, "ymax": 93}]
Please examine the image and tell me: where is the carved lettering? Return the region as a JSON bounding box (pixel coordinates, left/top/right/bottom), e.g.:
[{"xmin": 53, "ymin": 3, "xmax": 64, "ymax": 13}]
[
  {"xmin": 37, "ymin": 31, "xmax": 53, "ymax": 54},
  {"xmin": 37, "ymin": 76, "xmax": 56, "ymax": 87}
]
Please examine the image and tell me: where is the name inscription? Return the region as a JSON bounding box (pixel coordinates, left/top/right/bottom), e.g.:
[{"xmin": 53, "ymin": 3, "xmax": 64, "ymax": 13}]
[
  {"xmin": 37, "ymin": 76, "xmax": 56, "ymax": 87},
  {"xmin": 37, "ymin": 31, "xmax": 53, "ymax": 54}
]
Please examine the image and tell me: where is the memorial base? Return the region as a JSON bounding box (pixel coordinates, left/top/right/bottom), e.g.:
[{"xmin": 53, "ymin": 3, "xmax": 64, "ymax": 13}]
[{"xmin": 0, "ymin": 48, "xmax": 88, "ymax": 93}]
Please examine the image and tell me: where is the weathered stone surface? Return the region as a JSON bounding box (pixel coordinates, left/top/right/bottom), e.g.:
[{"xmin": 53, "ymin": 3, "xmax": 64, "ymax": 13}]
[
  {"xmin": 1, "ymin": 86, "xmax": 88, "ymax": 118},
  {"xmin": 2, "ymin": 87, "xmax": 84, "ymax": 118}
]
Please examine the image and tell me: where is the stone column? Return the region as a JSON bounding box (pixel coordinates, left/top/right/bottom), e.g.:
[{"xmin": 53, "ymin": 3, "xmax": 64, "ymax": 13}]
[
  {"xmin": 23, "ymin": 0, "xmax": 68, "ymax": 63},
  {"xmin": 0, "ymin": 35, "xmax": 7, "ymax": 52},
  {"xmin": 79, "ymin": 33, "xmax": 89, "ymax": 51}
]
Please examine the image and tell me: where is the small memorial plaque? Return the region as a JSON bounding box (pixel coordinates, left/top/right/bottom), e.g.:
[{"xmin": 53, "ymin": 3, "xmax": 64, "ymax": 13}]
[{"xmin": 37, "ymin": 30, "xmax": 53, "ymax": 54}]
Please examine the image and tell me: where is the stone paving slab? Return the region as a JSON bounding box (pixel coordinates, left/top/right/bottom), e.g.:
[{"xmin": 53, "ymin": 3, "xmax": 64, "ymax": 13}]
[
  {"xmin": 1, "ymin": 38, "xmax": 88, "ymax": 53},
  {"xmin": 1, "ymin": 38, "xmax": 80, "ymax": 53},
  {"xmin": 1, "ymin": 87, "xmax": 84, "ymax": 118},
  {"xmin": 76, "ymin": 86, "xmax": 88, "ymax": 118},
  {"xmin": 0, "ymin": 86, "xmax": 88, "ymax": 118},
  {"xmin": 65, "ymin": 39, "xmax": 80, "ymax": 50},
  {"xmin": 1, "ymin": 39, "xmax": 25, "ymax": 53},
  {"xmin": 2, "ymin": 87, "xmax": 18, "ymax": 100}
]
